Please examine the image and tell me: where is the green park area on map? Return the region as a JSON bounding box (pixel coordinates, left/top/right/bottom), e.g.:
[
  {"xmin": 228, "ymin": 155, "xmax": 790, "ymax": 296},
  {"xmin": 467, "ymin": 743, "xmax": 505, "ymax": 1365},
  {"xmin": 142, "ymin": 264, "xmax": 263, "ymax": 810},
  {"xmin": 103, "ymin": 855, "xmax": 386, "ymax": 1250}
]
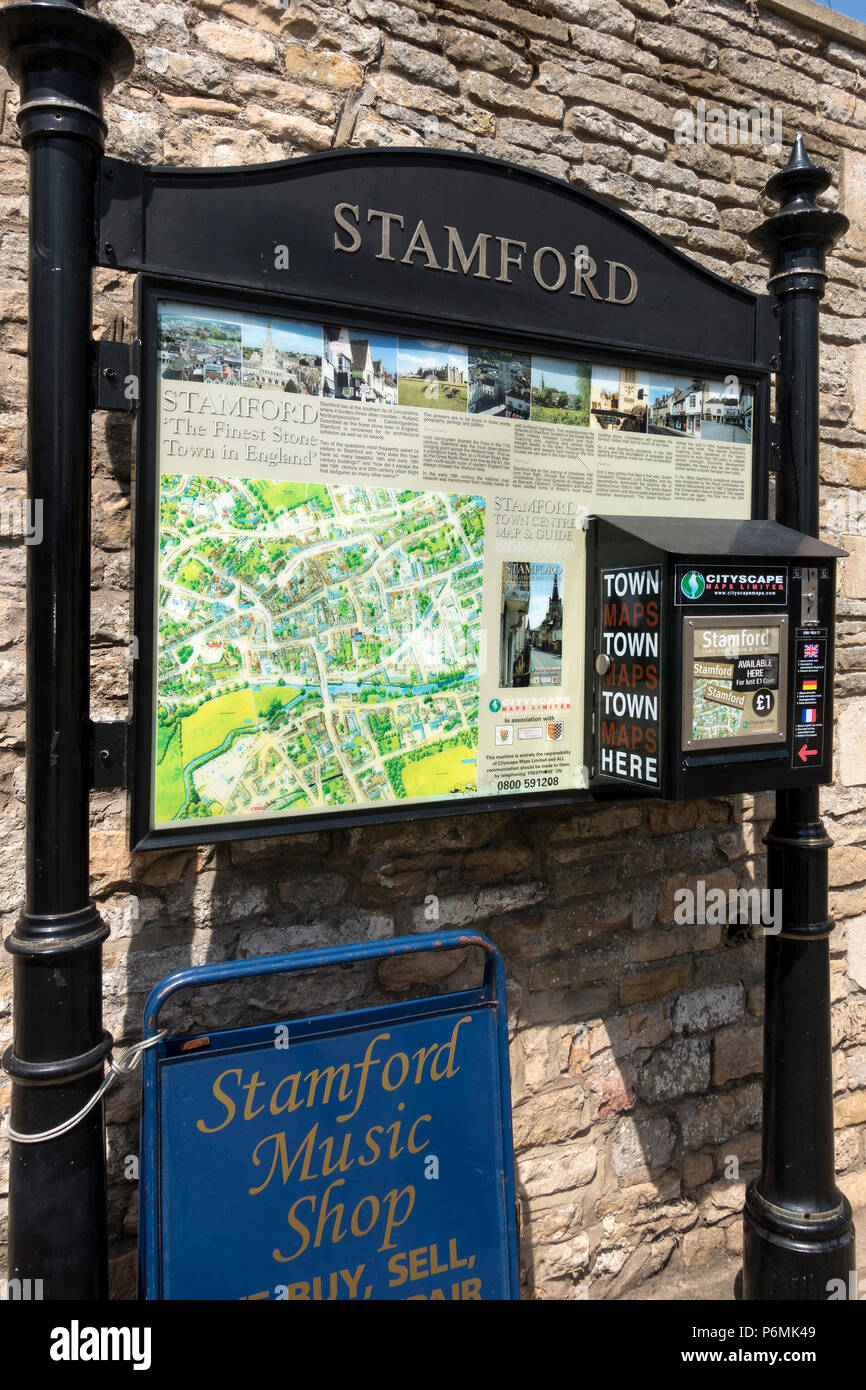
[{"xmin": 154, "ymin": 474, "xmax": 484, "ymax": 823}]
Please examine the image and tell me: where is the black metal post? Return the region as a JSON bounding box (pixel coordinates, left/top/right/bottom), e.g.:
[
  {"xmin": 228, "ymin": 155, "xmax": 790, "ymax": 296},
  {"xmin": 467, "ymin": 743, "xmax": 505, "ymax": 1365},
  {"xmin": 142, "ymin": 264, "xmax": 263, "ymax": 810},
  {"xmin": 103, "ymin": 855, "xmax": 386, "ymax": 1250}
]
[
  {"xmin": 0, "ymin": 1, "xmax": 132, "ymax": 1298},
  {"xmin": 743, "ymin": 138, "xmax": 855, "ymax": 1298}
]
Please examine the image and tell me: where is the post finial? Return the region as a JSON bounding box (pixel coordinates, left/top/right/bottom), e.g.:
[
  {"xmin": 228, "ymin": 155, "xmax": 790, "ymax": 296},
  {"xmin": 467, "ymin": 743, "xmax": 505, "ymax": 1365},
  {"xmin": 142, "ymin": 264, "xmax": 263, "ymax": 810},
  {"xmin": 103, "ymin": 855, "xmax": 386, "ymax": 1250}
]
[
  {"xmin": 748, "ymin": 137, "xmax": 847, "ymax": 289},
  {"xmin": 762, "ymin": 134, "xmax": 833, "ymax": 213}
]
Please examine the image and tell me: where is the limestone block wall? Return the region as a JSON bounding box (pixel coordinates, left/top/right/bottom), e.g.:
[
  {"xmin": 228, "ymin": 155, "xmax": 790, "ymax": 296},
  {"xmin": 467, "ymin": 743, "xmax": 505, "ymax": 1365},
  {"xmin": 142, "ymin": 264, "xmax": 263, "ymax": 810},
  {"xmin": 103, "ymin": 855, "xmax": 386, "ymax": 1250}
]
[{"xmin": 0, "ymin": 0, "xmax": 865, "ymax": 1299}]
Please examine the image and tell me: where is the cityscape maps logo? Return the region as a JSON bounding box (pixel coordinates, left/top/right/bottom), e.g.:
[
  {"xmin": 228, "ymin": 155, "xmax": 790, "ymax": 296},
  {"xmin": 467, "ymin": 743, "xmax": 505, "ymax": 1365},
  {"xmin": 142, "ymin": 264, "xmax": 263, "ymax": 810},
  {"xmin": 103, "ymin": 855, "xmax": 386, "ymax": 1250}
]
[{"xmin": 681, "ymin": 570, "xmax": 706, "ymax": 599}]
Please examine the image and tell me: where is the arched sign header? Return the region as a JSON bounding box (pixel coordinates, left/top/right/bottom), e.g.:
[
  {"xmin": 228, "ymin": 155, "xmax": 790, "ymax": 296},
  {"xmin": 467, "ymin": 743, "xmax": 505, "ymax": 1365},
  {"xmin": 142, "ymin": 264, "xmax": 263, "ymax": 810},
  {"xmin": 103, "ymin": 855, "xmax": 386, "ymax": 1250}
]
[{"xmin": 100, "ymin": 147, "xmax": 773, "ymax": 371}]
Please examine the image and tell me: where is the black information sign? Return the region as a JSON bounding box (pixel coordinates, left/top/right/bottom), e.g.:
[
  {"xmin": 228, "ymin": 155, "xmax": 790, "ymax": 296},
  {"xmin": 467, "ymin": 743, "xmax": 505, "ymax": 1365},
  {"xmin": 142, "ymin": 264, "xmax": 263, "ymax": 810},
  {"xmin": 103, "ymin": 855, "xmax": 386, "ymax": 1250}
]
[
  {"xmin": 100, "ymin": 150, "xmax": 774, "ymax": 370},
  {"xmin": 107, "ymin": 149, "xmax": 773, "ymax": 849}
]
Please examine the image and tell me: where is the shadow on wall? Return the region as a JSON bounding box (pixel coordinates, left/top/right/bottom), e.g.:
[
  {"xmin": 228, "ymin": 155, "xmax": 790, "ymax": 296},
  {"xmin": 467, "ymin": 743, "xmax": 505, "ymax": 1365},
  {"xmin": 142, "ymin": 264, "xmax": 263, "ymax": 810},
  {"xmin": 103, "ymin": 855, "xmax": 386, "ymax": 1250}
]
[
  {"xmin": 96, "ymin": 787, "xmax": 779, "ymax": 1302},
  {"xmin": 508, "ymin": 796, "xmax": 772, "ymax": 1301}
]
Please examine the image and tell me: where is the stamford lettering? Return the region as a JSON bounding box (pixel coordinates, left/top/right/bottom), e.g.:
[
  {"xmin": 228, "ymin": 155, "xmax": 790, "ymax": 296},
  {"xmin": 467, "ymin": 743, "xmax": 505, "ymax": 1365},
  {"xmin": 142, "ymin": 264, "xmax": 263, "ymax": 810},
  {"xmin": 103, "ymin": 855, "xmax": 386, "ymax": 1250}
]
[
  {"xmin": 332, "ymin": 203, "xmax": 638, "ymax": 306},
  {"xmin": 196, "ymin": 1017, "xmax": 473, "ymax": 1135}
]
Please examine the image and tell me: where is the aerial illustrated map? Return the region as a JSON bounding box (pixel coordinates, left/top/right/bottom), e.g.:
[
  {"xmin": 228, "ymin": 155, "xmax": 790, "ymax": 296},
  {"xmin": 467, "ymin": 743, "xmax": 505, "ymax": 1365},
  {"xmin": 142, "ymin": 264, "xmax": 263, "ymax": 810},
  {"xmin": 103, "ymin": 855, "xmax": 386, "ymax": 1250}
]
[
  {"xmin": 154, "ymin": 473, "xmax": 484, "ymax": 823},
  {"xmin": 691, "ymin": 667, "xmax": 749, "ymax": 741}
]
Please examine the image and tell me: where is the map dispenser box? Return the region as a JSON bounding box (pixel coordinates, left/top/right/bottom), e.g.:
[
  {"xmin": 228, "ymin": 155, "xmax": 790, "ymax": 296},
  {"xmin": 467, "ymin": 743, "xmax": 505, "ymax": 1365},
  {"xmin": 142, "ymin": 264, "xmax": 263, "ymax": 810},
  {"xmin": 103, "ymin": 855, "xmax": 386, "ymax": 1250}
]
[{"xmin": 584, "ymin": 516, "xmax": 846, "ymax": 802}]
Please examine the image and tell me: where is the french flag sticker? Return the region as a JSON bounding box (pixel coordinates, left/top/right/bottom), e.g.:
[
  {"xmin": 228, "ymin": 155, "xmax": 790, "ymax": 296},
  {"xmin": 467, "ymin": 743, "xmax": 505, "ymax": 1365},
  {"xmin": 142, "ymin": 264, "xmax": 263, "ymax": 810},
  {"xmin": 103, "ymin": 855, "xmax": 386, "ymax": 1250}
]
[{"xmin": 801, "ymin": 708, "xmax": 817, "ymax": 723}]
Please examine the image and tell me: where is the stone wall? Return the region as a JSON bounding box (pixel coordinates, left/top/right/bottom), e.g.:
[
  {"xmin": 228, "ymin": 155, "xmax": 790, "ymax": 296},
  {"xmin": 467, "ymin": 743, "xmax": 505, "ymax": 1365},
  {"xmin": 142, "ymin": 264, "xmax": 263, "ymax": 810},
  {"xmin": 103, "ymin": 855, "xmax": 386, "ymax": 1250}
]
[{"xmin": 1, "ymin": 0, "xmax": 865, "ymax": 1300}]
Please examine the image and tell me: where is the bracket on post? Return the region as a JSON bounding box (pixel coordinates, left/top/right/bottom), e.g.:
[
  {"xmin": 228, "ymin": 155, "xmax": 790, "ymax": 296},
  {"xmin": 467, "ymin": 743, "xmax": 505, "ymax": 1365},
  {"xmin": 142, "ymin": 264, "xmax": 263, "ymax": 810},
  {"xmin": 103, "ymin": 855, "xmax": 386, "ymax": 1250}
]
[
  {"xmin": 769, "ymin": 419, "xmax": 781, "ymax": 472},
  {"xmin": 90, "ymin": 720, "xmax": 130, "ymax": 789},
  {"xmin": 93, "ymin": 338, "xmax": 138, "ymax": 412},
  {"xmin": 757, "ymin": 289, "xmax": 780, "ymax": 370},
  {"xmin": 98, "ymin": 156, "xmax": 144, "ymax": 269}
]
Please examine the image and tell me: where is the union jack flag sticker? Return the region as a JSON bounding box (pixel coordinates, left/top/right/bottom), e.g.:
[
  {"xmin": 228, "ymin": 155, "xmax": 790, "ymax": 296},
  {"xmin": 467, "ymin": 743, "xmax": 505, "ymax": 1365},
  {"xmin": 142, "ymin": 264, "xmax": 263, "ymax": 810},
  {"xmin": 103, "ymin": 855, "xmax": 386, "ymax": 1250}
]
[{"xmin": 804, "ymin": 643, "xmax": 819, "ymax": 659}]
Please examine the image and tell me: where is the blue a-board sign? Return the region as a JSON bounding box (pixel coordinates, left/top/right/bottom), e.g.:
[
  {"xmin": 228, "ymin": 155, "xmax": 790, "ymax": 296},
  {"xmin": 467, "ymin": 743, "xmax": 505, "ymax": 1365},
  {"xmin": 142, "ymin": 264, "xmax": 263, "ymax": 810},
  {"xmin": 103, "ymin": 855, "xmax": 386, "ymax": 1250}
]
[{"xmin": 140, "ymin": 932, "xmax": 519, "ymax": 1300}]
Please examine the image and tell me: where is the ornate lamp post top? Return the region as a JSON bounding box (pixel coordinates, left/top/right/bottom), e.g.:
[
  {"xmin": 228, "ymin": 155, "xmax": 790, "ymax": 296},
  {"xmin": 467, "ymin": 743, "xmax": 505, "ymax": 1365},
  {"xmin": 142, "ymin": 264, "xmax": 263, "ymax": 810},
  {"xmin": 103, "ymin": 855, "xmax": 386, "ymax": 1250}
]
[
  {"xmin": 0, "ymin": 0, "xmax": 134, "ymax": 146},
  {"xmin": 749, "ymin": 135, "xmax": 848, "ymax": 297}
]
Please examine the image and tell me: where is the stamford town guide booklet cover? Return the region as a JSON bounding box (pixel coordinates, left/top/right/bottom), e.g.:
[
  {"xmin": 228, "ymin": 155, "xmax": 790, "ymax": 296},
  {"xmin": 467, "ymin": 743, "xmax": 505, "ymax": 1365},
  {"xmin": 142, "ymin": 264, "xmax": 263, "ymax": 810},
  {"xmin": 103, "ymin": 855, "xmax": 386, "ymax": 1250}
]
[{"xmin": 151, "ymin": 297, "xmax": 753, "ymax": 834}]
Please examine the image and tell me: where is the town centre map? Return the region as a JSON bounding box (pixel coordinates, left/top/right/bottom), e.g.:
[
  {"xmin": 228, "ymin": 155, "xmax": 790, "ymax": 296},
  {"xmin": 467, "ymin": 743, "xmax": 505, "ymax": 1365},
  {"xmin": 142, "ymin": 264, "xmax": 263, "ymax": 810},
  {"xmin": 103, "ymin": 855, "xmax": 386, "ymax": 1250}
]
[{"xmin": 156, "ymin": 475, "xmax": 483, "ymax": 822}]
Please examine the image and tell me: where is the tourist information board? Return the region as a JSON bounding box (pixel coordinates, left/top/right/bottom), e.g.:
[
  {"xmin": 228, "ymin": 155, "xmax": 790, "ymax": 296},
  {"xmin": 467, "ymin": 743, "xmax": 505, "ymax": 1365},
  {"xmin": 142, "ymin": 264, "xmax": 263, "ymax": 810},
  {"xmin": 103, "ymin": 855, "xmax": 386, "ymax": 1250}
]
[
  {"xmin": 112, "ymin": 149, "xmax": 774, "ymax": 847},
  {"xmin": 139, "ymin": 932, "xmax": 519, "ymax": 1301}
]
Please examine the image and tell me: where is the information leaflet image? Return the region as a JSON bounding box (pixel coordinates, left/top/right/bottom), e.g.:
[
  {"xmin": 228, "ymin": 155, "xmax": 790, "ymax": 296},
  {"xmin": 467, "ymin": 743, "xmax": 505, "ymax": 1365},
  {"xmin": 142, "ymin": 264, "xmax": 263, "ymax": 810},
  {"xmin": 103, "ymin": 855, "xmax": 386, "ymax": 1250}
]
[
  {"xmin": 683, "ymin": 618, "xmax": 787, "ymax": 750},
  {"xmin": 151, "ymin": 299, "xmax": 755, "ymax": 831},
  {"xmin": 498, "ymin": 561, "xmax": 563, "ymax": 690}
]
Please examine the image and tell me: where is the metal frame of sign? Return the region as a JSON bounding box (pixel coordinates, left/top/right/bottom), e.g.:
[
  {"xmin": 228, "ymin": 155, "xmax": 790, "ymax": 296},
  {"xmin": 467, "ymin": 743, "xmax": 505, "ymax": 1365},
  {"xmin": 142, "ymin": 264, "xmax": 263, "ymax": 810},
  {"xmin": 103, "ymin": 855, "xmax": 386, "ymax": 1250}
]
[
  {"xmin": 118, "ymin": 148, "xmax": 775, "ymax": 850},
  {"xmin": 139, "ymin": 930, "xmax": 519, "ymax": 1301}
]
